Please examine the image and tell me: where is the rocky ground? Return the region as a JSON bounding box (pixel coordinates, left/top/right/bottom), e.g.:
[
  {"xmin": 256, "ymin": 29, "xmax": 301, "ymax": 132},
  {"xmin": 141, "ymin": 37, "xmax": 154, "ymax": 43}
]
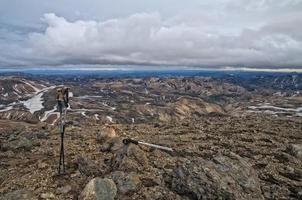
[{"xmin": 0, "ymin": 74, "xmax": 301, "ymax": 199}]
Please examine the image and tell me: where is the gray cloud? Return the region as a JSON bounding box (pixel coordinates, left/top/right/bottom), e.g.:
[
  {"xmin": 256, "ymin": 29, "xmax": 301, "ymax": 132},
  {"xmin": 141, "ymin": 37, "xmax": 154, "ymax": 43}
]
[{"xmin": 0, "ymin": 0, "xmax": 302, "ymax": 68}]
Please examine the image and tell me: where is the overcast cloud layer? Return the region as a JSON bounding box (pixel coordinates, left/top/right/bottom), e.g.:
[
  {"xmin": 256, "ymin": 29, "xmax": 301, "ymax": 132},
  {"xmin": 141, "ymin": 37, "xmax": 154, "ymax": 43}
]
[{"xmin": 0, "ymin": 0, "xmax": 302, "ymax": 68}]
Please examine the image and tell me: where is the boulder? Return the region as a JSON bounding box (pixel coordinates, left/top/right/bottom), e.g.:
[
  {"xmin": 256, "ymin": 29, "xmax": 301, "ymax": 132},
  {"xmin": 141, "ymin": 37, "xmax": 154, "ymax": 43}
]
[
  {"xmin": 111, "ymin": 143, "xmax": 149, "ymax": 172},
  {"xmin": 169, "ymin": 153, "xmax": 264, "ymax": 200},
  {"xmin": 79, "ymin": 178, "xmax": 117, "ymax": 200}
]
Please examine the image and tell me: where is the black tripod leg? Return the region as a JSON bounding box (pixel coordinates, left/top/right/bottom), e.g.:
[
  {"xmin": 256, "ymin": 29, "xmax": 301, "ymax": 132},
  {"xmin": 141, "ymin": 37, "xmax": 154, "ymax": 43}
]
[
  {"xmin": 57, "ymin": 107, "xmax": 67, "ymax": 175},
  {"xmin": 58, "ymin": 132, "xmax": 64, "ymax": 174},
  {"xmin": 58, "ymin": 140, "xmax": 62, "ymax": 174},
  {"xmin": 58, "ymin": 109, "xmax": 62, "ymax": 173},
  {"xmin": 62, "ymin": 132, "xmax": 65, "ymax": 172}
]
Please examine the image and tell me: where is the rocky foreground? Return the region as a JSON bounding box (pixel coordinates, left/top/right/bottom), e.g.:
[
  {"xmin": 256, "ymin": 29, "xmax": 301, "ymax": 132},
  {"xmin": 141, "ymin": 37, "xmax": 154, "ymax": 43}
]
[
  {"xmin": 0, "ymin": 74, "xmax": 302, "ymax": 199},
  {"xmin": 0, "ymin": 114, "xmax": 301, "ymax": 200}
]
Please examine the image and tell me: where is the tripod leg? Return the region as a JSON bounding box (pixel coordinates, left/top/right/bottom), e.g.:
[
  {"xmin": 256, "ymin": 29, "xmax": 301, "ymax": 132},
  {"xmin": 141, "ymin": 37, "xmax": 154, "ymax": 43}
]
[
  {"xmin": 58, "ymin": 111, "xmax": 62, "ymax": 174},
  {"xmin": 58, "ymin": 140, "xmax": 62, "ymax": 174},
  {"xmin": 64, "ymin": 107, "xmax": 67, "ymax": 124},
  {"xmin": 62, "ymin": 108, "xmax": 66, "ymax": 172},
  {"xmin": 62, "ymin": 132, "xmax": 65, "ymax": 172},
  {"xmin": 58, "ymin": 158, "xmax": 61, "ymax": 174},
  {"xmin": 57, "ymin": 104, "xmax": 67, "ymax": 175},
  {"xmin": 58, "ymin": 133, "xmax": 65, "ymax": 174}
]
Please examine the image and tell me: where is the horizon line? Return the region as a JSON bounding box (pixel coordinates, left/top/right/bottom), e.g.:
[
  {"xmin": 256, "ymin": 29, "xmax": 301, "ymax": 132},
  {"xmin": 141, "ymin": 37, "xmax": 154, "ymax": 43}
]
[{"xmin": 0, "ymin": 66, "xmax": 302, "ymax": 73}]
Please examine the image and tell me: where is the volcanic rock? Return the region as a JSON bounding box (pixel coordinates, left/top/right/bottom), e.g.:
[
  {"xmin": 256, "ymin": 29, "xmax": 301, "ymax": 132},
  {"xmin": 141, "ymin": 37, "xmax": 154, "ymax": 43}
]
[
  {"xmin": 169, "ymin": 153, "xmax": 264, "ymax": 200},
  {"xmin": 79, "ymin": 178, "xmax": 117, "ymax": 200},
  {"xmin": 111, "ymin": 143, "xmax": 149, "ymax": 172}
]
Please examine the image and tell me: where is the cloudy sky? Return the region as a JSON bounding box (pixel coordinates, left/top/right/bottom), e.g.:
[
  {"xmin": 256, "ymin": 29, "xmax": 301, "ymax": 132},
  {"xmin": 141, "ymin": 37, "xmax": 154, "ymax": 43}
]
[{"xmin": 0, "ymin": 0, "xmax": 302, "ymax": 68}]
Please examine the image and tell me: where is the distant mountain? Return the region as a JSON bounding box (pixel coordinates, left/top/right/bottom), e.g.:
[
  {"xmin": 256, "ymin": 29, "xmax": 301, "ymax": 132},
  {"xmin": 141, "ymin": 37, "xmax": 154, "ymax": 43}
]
[{"xmin": 222, "ymin": 74, "xmax": 302, "ymax": 91}]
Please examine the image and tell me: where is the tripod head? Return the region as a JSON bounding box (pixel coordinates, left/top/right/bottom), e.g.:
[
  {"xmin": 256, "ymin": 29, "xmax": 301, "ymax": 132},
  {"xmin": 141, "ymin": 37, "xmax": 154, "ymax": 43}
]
[{"xmin": 123, "ymin": 138, "xmax": 139, "ymax": 145}]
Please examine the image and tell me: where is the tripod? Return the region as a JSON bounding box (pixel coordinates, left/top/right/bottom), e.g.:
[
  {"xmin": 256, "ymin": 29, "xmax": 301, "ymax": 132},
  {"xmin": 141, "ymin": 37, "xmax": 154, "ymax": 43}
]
[{"xmin": 58, "ymin": 103, "xmax": 67, "ymax": 175}]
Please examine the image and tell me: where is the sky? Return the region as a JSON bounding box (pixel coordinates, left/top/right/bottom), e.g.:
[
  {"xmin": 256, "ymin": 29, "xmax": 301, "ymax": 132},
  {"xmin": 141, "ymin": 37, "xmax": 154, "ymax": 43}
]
[{"xmin": 0, "ymin": 0, "xmax": 302, "ymax": 69}]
